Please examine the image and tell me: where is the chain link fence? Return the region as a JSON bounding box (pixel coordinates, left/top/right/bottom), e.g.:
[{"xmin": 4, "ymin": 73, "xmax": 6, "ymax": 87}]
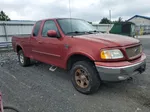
[{"xmin": 0, "ymin": 21, "xmax": 35, "ymax": 51}]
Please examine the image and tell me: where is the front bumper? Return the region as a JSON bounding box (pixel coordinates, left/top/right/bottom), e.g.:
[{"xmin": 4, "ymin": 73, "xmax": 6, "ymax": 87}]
[{"xmin": 95, "ymin": 53, "xmax": 146, "ymax": 81}]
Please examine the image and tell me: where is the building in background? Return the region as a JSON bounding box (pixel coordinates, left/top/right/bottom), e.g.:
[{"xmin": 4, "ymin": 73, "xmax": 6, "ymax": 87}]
[
  {"xmin": 127, "ymin": 15, "xmax": 150, "ymax": 35},
  {"xmin": 92, "ymin": 23, "xmax": 113, "ymax": 33}
]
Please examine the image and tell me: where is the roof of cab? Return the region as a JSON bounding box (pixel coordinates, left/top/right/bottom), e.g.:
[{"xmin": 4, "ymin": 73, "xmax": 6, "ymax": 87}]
[{"xmin": 37, "ymin": 18, "xmax": 84, "ymax": 22}]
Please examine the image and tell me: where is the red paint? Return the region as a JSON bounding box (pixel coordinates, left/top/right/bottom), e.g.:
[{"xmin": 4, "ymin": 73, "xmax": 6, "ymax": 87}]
[{"xmin": 12, "ymin": 18, "xmax": 145, "ymax": 69}]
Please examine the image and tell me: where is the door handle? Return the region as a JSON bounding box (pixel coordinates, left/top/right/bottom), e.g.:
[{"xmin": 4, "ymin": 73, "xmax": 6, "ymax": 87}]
[{"xmin": 38, "ymin": 41, "xmax": 42, "ymax": 44}]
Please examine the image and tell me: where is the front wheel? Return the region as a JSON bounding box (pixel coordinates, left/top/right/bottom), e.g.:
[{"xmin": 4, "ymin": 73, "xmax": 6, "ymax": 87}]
[
  {"xmin": 70, "ymin": 61, "xmax": 101, "ymax": 94},
  {"xmin": 18, "ymin": 50, "xmax": 30, "ymax": 67}
]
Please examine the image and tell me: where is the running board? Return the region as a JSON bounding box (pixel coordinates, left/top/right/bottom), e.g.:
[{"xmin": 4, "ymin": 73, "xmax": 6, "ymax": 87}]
[{"xmin": 49, "ymin": 65, "xmax": 57, "ymax": 72}]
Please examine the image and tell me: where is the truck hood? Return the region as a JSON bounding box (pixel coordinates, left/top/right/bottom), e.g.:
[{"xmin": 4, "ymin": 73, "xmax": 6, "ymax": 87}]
[{"xmin": 76, "ymin": 33, "xmax": 140, "ymax": 47}]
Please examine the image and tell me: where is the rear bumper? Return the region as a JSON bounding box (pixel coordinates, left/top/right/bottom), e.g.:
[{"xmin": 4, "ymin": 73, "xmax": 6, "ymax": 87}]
[{"xmin": 95, "ymin": 53, "xmax": 146, "ymax": 81}]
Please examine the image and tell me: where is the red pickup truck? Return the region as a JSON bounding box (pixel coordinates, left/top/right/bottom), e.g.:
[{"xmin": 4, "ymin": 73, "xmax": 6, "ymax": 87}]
[{"xmin": 12, "ymin": 18, "xmax": 146, "ymax": 94}]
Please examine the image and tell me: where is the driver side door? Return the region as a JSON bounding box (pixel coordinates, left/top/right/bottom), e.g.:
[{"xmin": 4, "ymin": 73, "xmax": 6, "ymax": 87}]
[{"xmin": 35, "ymin": 20, "xmax": 64, "ymax": 67}]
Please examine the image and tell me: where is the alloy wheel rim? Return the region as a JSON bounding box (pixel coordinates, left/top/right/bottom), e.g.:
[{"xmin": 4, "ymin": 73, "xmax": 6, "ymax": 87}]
[
  {"xmin": 20, "ymin": 54, "xmax": 24, "ymax": 64},
  {"xmin": 75, "ymin": 68, "xmax": 89, "ymax": 88}
]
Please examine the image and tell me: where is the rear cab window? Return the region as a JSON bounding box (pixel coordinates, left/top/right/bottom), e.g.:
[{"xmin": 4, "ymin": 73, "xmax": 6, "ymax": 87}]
[{"xmin": 33, "ymin": 21, "xmax": 42, "ymax": 36}]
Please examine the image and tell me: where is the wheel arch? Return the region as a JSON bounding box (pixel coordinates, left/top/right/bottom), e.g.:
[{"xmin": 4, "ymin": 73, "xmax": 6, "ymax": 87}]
[
  {"xmin": 66, "ymin": 53, "xmax": 95, "ymax": 70},
  {"xmin": 16, "ymin": 45, "xmax": 23, "ymax": 53}
]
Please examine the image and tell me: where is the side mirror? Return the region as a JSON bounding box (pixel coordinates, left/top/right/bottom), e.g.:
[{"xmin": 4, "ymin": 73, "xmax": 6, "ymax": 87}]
[{"xmin": 47, "ymin": 30, "xmax": 58, "ymax": 37}]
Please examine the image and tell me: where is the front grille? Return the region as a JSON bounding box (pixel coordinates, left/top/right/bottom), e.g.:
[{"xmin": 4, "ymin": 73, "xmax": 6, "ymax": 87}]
[{"xmin": 126, "ymin": 45, "xmax": 142, "ymax": 59}]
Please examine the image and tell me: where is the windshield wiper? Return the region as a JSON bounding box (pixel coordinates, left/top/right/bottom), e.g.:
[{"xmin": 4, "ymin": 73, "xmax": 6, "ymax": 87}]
[
  {"xmin": 66, "ymin": 31, "xmax": 87, "ymax": 35},
  {"xmin": 88, "ymin": 30, "xmax": 100, "ymax": 33},
  {"xmin": 66, "ymin": 31, "xmax": 97, "ymax": 35}
]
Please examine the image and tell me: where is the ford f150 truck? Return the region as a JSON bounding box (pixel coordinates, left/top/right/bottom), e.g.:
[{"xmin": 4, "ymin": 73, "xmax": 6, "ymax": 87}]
[{"xmin": 12, "ymin": 18, "xmax": 146, "ymax": 94}]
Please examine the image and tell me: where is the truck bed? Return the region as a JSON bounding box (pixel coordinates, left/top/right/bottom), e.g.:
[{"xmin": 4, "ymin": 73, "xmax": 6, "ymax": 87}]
[{"xmin": 12, "ymin": 34, "xmax": 31, "ymax": 52}]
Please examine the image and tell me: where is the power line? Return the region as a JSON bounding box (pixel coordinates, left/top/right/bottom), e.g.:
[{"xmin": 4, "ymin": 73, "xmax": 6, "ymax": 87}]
[{"xmin": 69, "ymin": 0, "xmax": 72, "ymax": 18}]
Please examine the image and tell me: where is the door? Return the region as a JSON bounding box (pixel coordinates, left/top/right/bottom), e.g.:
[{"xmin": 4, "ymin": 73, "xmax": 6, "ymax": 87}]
[
  {"xmin": 30, "ymin": 21, "xmax": 42, "ymax": 59},
  {"xmin": 33, "ymin": 20, "xmax": 64, "ymax": 67}
]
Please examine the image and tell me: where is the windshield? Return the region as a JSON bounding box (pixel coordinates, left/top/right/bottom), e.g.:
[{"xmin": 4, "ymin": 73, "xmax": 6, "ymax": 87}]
[{"xmin": 57, "ymin": 19, "xmax": 98, "ymax": 35}]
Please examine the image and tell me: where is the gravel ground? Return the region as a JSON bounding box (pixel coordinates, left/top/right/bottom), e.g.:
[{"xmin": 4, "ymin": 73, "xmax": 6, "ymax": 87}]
[
  {"xmin": 0, "ymin": 51, "xmax": 17, "ymax": 67},
  {"xmin": 0, "ymin": 52, "xmax": 150, "ymax": 112},
  {"xmin": 0, "ymin": 38, "xmax": 150, "ymax": 112}
]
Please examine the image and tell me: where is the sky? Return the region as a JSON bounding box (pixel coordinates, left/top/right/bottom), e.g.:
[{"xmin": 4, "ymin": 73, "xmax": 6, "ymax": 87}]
[{"xmin": 0, "ymin": 0, "xmax": 150, "ymax": 22}]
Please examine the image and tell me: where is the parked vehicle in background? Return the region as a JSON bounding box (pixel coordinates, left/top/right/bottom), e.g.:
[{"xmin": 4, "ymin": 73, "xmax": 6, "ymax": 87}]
[
  {"xmin": 110, "ymin": 22, "xmax": 136, "ymax": 37},
  {"xmin": 12, "ymin": 18, "xmax": 146, "ymax": 94}
]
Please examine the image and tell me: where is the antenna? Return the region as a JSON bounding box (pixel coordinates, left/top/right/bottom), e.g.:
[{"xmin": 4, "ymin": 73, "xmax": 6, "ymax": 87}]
[
  {"xmin": 69, "ymin": 0, "xmax": 72, "ymax": 19},
  {"xmin": 108, "ymin": 10, "xmax": 112, "ymax": 33},
  {"xmin": 109, "ymin": 10, "xmax": 111, "ymax": 22},
  {"xmin": 68, "ymin": 0, "xmax": 73, "ymax": 37}
]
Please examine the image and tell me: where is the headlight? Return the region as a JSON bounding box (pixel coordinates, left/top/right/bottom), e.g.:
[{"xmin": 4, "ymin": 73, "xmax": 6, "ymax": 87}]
[{"xmin": 100, "ymin": 49, "xmax": 124, "ymax": 59}]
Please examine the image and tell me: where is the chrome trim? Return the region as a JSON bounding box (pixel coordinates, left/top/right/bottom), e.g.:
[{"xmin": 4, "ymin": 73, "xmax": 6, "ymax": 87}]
[
  {"xmin": 32, "ymin": 50, "xmax": 61, "ymax": 57},
  {"xmin": 96, "ymin": 61, "xmax": 144, "ymax": 69}
]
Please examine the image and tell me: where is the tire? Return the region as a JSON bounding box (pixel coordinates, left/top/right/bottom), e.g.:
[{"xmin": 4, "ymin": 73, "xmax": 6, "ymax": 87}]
[
  {"xmin": 18, "ymin": 50, "xmax": 30, "ymax": 67},
  {"xmin": 70, "ymin": 61, "xmax": 101, "ymax": 94}
]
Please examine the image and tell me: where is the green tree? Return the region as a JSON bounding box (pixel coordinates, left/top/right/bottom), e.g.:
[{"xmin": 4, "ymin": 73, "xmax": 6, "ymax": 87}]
[
  {"xmin": 112, "ymin": 17, "xmax": 123, "ymax": 23},
  {"xmin": 99, "ymin": 18, "xmax": 111, "ymax": 24},
  {"xmin": 0, "ymin": 11, "xmax": 11, "ymax": 21},
  {"xmin": 118, "ymin": 17, "xmax": 122, "ymax": 22}
]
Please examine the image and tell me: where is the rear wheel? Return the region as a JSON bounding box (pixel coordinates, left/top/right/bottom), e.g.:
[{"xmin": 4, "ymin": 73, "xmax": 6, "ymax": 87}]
[
  {"xmin": 70, "ymin": 61, "xmax": 101, "ymax": 94},
  {"xmin": 18, "ymin": 50, "xmax": 30, "ymax": 67}
]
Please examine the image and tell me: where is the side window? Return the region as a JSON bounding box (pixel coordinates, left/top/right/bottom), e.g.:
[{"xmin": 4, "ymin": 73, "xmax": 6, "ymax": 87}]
[
  {"xmin": 42, "ymin": 20, "xmax": 58, "ymax": 37},
  {"xmin": 33, "ymin": 21, "xmax": 41, "ymax": 36}
]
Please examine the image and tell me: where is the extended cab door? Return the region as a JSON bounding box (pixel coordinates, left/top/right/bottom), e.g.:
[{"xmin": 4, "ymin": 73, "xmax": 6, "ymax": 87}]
[
  {"xmin": 30, "ymin": 21, "xmax": 42, "ymax": 59},
  {"xmin": 32, "ymin": 20, "xmax": 65, "ymax": 67}
]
